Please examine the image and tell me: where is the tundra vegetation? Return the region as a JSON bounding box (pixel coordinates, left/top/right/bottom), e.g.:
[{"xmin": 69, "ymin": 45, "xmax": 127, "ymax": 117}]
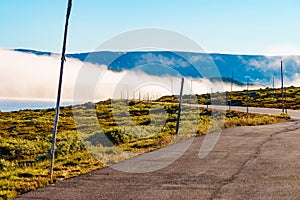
[
  {"xmin": 197, "ymin": 86, "xmax": 300, "ymax": 109},
  {"xmin": 0, "ymin": 88, "xmax": 292, "ymax": 199}
]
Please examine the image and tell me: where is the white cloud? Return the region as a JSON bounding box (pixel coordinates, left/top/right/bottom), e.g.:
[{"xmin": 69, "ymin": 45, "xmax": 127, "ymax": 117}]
[
  {"xmin": 240, "ymin": 55, "xmax": 300, "ymax": 71},
  {"xmin": 0, "ymin": 49, "xmax": 84, "ymax": 101},
  {"xmin": 212, "ymin": 55, "xmax": 225, "ymax": 63},
  {"xmin": 0, "ymin": 49, "xmax": 264, "ymax": 103},
  {"xmin": 264, "ymin": 44, "xmax": 300, "ymax": 56},
  {"xmin": 248, "ymin": 57, "xmax": 282, "ymax": 70},
  {"xmin": 138, "ymin": 53, "xmax": 190, "ymax": 67}
]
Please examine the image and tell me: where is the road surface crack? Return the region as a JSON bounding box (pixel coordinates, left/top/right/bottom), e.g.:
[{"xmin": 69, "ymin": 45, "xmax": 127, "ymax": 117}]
[{"xmin": 210, "ymin": 120, "xmax": 300, "ymax": 199}]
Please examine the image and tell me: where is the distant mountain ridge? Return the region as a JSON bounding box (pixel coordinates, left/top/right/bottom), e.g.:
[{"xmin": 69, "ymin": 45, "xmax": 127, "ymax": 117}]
[{"xmin": 14, "ymin": 49, "xmax": 300, "ymax": 86}]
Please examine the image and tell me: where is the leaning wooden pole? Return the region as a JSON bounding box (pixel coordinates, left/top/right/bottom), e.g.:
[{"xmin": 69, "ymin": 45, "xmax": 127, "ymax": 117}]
[
  {"xmin": 175, "ymin": 78, "xmax": 184, "ymax": 136},
  {"xmin": 281, "ymin": 60, "xmax": 284, "ymax": 114},
  {"xmin": 229, "ymin": 71, "xmax": 233, "ymax": 111},
  {"xmin": 49, "ymin": 0, "xmax": 72, "ymax": 180},
  {"xmin": 246, "ymin": 77, "xmax": 249, "ymax": 113},
  {"xmin": 272, "ymin": 75, "xmax": 275, "ymax": 108}
]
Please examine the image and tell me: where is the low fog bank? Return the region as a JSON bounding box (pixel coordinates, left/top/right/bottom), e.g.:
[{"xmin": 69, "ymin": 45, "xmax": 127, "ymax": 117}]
[{"xmin": 0, "ymin": 49, "xmax": 263, "ymax": 103}]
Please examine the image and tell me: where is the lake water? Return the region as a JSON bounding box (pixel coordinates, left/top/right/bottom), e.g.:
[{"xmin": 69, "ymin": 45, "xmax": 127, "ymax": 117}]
[{"xmin": 0, "ymin": 100, "xmax": 74, "ymax": 112}]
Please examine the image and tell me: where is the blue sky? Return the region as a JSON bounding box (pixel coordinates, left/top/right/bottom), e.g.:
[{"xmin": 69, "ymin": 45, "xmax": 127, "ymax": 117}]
[{"xmin": 1, "ymin": 0, "xmax": 299, "ymax": 55}]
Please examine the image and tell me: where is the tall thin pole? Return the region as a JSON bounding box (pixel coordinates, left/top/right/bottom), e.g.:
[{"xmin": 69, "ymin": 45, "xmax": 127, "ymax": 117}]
[
  {"xmin": 210, "ymin": 88, "xmax": 213, "ymax": 103},
  {"xmin": 206, "ymin": 92, "xmax": 209, "ymax": 109},
  {"xmin": 246, "ymin": 77, "xmax": 249, "ymax": 113},
  {"xmin": 49, "ymin": 0, "xmax": 72, "ymax": 180},
  {"xmin": 175, "ymin": 78, "xmax": 184, "ymax": 136},
  {"xmin": 272, "ymin": 76, "xmax": 275, "ymax": 108},
  {"xmin": 127, "ymin": 87, "xmax": 129, "ymax": 100},
  {"xmin": 281, "ymin": 60, "xmax": 284, "ymax": 113},
  {"xmin": 229, "ymin": 71, "xmax": 233, "ymax": 110}
]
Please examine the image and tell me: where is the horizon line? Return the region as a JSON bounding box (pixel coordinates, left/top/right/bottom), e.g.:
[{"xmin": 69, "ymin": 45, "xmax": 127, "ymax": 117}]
[{"xmin": 10, "ymin": 48, "xmax": 300, "ymax": 57}]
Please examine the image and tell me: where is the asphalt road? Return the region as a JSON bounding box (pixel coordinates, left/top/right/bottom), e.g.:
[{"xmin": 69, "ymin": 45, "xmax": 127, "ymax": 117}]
[
  {"xmin": 197, "ymin": 105, "xmax": 300, "ymax": 119},
  {"xmin": 15, "ymin": 119, "xmax": 300, "ymax": 199}
]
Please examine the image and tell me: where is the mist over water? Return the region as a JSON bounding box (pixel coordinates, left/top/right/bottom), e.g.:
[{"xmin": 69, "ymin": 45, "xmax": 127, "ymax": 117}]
[
  {"xmin": 0, "ymin": 99, "xmax": 74, "ymax": 112},
  {"xmin": 0, "ymin": 48, "xmax": 262, "ymax": 111}
]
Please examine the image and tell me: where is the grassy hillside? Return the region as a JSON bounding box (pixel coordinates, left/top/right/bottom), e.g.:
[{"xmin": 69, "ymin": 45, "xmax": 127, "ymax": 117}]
[
  {"xmin": 0, "ymin": 97, "xmax": 289, "ymax": 199},
  {"xmin": 196, "ymin": 86, "xmax": 300, "ymax": 109}
]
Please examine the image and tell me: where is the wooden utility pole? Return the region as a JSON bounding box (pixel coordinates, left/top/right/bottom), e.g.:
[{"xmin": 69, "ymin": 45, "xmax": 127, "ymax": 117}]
[
  {"xmin": 229, "ymin": 71, "xmax": 233, "ymax": 110},
  {"xmin": 175, "ymin": 78, "xmax": 184, "ymax": 136},
  {"xmin": 246, "ymin": 77, "xmax": 249, "ymax": 113},
  {"xmin": 49, "ymin": 0, "xmax": 72, "ymax": 180},
  {"xmin": 210, "ymin": 88, "xmax": 213, "ymax": 107},
  {"xmin": 206, "ymin": 92, "xmax": 209, "ymax": 109},
  {"xmin": 272, "ymin": 76, "xmax": 275, "ymax": 108},
  {"xmin": 281, "ymin": 60, "xmax": 285, "ymax": 113}
]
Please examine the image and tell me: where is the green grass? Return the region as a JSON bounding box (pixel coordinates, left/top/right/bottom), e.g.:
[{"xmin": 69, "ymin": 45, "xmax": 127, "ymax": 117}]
[
  {"xmin": 0, "ymin": 97, "xmax": 289, "ymax": 199},
  {"xmin": 194, "ymin": 86, "xmax": 300, "ymax": 109},
  {"xmin": 224, "ymin": 110, "xmax": 288, "ymax": 128}
]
